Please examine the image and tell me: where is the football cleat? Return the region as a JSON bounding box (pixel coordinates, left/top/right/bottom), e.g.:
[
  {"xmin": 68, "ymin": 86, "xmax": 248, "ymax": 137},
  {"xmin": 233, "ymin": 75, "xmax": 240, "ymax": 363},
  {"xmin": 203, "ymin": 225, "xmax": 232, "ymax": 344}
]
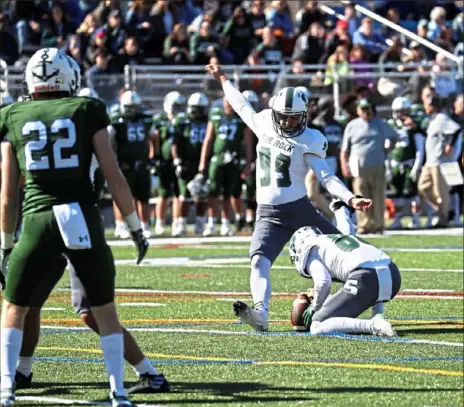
[
  {"xmin": 110, "ymin": 392, "xmax": 136, "ymax": 407},
  {"xmin": 235, "ymin": 217, "xmax": 246, "ymax": 232},
  {"xmin": 203, "ymin": 224, "xmax": 216, "ymax": 237},
  {"xmin": 407, "ymin": 214, "xmax": 421, "ymax": 229},
  {"xmin": 372, "ymin": 315, "xmax": 397, "ymax": 337},
  {"xmin": 0, "ymin": 387, "xmax": 15, "ymax": 407},
  {"xmin": 220, "ymin": 224, "xmax": 234, "ymax": 237},
  {"xmin": 142, "ymin": 226, "xmax": 152, "ymax": 239},
  {"xmin": 155, "ymin": 223, "xmax": 165, "ymax": 236},
  {"xmin": 115, "ymin": 223, "xmax": 131, "ymax": 240},
  {"xmin": 233, "ymin": 301, "xmax": 268, "ymax": 332},
  {"xmin": 14, "ymin": 371, "xmax": 32, "ymax": 390},
  {"xmin": 127, "ymin": 373, "xmax": 170, "ymax": 394}
]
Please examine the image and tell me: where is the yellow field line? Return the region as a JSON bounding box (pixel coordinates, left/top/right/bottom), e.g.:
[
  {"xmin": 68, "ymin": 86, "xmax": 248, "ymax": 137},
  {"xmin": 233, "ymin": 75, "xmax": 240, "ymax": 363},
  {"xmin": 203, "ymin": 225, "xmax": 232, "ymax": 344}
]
[{"xmin": 36, "ymin": 346, "xmax": 463, "ymax": 377}]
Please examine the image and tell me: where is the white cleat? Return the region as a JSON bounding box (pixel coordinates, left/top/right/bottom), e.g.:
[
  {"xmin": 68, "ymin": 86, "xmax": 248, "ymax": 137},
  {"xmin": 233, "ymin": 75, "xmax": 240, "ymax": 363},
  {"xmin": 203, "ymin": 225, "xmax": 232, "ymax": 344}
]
[
  {"xmin": 155, "ymin": 224, "xmax": 165, "ymax": 236},
  {"xmin": 233, "ymin": 301, "xmax": 269, "ymax": 332},
  {"xmin": 220, "ymin": 224, "xmax": 234, "ymax": 236},
  {"xmin": 203, "ymin": 224, "xmax": 216, "ymax": 237},
  {"xmin": 142, "ymin": 227, "xmax": 152, "ymax": 239},
  {"xmin": 0, "ymin": 388, "xmax": 15, "ymax": 407},
  {"xmin": 372, "ymin": 315, "xmax": 397, "ymax": 337},
  {"xmin": 115, "ymin": 223, "xmax": 131, "ymax": 239}
]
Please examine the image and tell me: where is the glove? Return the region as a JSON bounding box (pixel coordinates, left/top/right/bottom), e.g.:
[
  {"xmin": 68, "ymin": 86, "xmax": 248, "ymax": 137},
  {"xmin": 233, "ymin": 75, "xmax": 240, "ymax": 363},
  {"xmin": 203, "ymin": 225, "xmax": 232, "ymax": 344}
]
[
  {"xmin": 149, "ymin": 156, "xmax": 161, "ymax": 176},
  {"xmin": 302, "ymin": 303, "xmax": 315, "ymax": 330},
  {"xmin": 409, "ymin": 165, "xmax": 420, "ymax": 182},
  {"xmin": 175, "ymin": 165, "xmax": 187, "ymax": 178},
  {"xmin": 0, "ymin": 248, "xmax": 13, "ymax": 290},
  {"xmin": 130, "ymin": 229, "xmax": 149, "ymax": 265}
]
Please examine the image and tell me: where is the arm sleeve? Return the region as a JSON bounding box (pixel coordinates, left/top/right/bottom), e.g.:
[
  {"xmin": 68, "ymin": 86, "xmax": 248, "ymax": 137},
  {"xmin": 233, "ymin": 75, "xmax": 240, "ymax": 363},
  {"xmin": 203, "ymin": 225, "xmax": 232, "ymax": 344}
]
[
  {"xmin": 307, "ymin": 250, "xmax": 332, "ymax": 311},
  {"xmin": 304, "ymin": 154, "xmax": 355, "ymax": 204},
  {"xmin": 222, "ymin": 80, "xmax": 260, "ymax": 137},
  {"xmin": 413, "ymin": 132, "xmax": 425, "ymax": 169}
]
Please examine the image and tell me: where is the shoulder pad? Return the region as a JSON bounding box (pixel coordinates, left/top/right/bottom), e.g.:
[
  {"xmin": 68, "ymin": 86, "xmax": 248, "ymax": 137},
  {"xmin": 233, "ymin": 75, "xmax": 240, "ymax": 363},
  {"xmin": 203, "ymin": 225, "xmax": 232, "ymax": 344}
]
[{"xmin": 301, "ymin": 128, "xmax": 328, "ymax": 159}]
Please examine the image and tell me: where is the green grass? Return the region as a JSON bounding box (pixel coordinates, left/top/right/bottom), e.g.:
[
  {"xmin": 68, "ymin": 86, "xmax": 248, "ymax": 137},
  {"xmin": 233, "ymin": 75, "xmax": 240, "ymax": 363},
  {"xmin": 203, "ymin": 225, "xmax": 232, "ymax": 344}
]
[{"xmin": 4, "ymin": 233, "xmax": 464, "ymax": 406}]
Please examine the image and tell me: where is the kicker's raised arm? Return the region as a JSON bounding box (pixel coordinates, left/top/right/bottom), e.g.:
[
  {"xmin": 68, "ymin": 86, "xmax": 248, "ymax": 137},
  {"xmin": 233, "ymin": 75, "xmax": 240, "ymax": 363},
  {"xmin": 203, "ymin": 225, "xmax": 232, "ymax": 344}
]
[{"xmin": 205, "ymin": 64, "xmax": 259, "ymax": 135}]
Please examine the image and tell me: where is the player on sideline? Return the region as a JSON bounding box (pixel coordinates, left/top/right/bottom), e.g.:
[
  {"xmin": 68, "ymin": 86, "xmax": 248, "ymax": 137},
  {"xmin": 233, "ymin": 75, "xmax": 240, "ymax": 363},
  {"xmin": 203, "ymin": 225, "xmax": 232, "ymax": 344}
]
[
  {"xmin": 0, "ymin": 48, "xmax": 147, "ymax": 407},
  {"xmin": 288, "ymin": 200, "xmax": 401, "ymax": 336},
  {"xmin": 204, "ymin": 64, "xmax": 372, "ymax": 332}
]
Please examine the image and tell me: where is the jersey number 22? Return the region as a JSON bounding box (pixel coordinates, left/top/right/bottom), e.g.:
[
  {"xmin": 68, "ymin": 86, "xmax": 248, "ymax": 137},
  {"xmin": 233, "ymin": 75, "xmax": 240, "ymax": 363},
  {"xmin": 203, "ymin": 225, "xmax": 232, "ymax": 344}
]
[{"xmin": 22, "ymin": 119, "xmax": 79, "ymax": 171}]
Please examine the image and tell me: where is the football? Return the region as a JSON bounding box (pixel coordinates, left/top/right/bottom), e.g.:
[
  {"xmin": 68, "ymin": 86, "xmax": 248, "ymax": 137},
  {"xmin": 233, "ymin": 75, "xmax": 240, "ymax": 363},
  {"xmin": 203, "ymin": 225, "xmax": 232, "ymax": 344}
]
[{"xmin": 290, "ymin": 293, "xmax": 312, "ymax": 331}]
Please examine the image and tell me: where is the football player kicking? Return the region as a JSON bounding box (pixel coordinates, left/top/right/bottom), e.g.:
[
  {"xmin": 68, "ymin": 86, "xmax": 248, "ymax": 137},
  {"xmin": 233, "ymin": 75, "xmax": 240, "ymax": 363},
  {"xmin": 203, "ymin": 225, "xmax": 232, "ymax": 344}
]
[
  {"xmin": 288, "ymin": 201, "xmax": 401, "ymax": 336},
  {"xmin": 205, "ymin": 64, "xmax": 372, "ymax": 332},
  {"xmin": 0, "ymin": 48, "xmax": 148, "ymax": 407}
]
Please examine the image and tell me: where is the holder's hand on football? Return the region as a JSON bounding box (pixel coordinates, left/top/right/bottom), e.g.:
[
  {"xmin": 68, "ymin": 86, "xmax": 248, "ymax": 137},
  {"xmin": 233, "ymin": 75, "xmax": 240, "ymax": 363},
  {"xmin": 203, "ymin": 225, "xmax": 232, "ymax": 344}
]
[
  {"xmin": 130, "ymin": 230, "xmax": 149, "ymax": 265},
  {"xmin": 349, "ymin": 196, "xmax": 373, "ymax": 213}
]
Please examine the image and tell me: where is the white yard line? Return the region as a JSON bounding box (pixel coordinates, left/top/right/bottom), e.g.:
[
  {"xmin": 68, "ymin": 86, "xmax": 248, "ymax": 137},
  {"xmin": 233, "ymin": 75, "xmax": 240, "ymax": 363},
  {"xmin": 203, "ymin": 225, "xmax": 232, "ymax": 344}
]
[
  {"xmin": 17, "ymin": 396, "xmax": 110, "ymax": 406},
  {"xmin": 119, "ymin": 303, "xmax": 165, "ymax": 307},
  {"xmin": 42, "ymin": 307, "xmax": 66, "ymax": 311}
]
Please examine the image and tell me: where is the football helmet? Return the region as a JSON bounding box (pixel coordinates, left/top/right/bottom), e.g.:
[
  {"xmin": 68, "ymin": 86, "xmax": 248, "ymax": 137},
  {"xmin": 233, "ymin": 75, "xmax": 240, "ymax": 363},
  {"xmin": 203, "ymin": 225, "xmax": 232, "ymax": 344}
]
[
  {"xmin": 187, "ymin": 173, "xmax": 209, "ymax": 199},
  {"xmin": 25, "ymin": 48, "xmax": 80, "ymax": 96},
  {"xmin": 391, "ymin": 96, "xmax": 411, "ymax": 120},
  {"xmin": 0, "ymin": 92, "xmax": 14, "ymax": 106},
  {"xmin": 78, "ymin": 87, "xmax": 99, "ymax": 99},
  {"xmin": 242, "ymin": 90, "xmax": 259, "ymax": 109},
  {"xmin": 289, "ymin": 226, "xmax": 322, "ymax": 266},
  {"xmin": 120, "ymin": 90, "xmax": 142, "ymax": 116},
  {"xmin": 187, "ymin": 92, "xmax": 209, "ymax": 120},
  {"xmin": 270, "ymin": 87, "xmax": 308, "ymax": 138},
  {"xmin": 163, "ymin": 91, "xmax": 186, "ymax": 117}
]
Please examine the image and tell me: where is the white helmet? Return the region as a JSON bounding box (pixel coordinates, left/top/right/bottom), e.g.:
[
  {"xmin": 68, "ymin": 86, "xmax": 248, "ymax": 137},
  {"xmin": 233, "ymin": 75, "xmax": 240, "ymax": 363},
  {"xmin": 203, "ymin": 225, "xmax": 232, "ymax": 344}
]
[
  {"xmin": 289, "ymin": 226, "xmax": 322, "ymax": 277},
  {"xmin": 270, "ymin": 87, "xmax": 308, "ymax": 138},
  {"xmin": 392, "ymin": 96, "xmax": 411, "ymax": 120},
  {"xmin": 1, "ymin": 92, "xmax": 14, "ymax": 106},
  {"xmin": 163, "ymin": 91, "xmax": 186, "ymax": 116},
  {"xmin": 25, "ymin": 48, "xmax": 80, "ymax": 96},
  {"xmin": 78, "ymin": 87, "xmax": 99, "ymax": 99},
  {"xmin": 295, "ymin": 86, "xmax": 312, "ymax": 107},
  {"xmin": 242, "ymin": 90, "xmax": 259, "ymax": 108},
  {"xmin": 120, "ymin": 90, "xmax": 142, "ymax": 116},
  {"xmin": 187, "ymin": 92, "xmax": 209, "ymax": 120}
]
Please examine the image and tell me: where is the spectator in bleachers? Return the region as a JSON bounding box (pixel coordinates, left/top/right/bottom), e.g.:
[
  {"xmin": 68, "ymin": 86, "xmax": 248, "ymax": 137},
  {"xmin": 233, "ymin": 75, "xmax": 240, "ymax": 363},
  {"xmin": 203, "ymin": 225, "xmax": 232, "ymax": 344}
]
[
  {"xmin": 352, "ymin": 17, "xmax": 387, "ymax": 62},
  {"xmin": 86, "ymin": 50, "xmax": 119, "ymax": 88},
  {"xmin": 188, "ymin": 9, "xmax": 220, "ymax": 35},
  {"xmin": 63, "ymin": 34, "xmax": 85, "ymax": 71},
  {"xmin": 8, "ymin": 0, "xmax": 48, "ymax": 54},
  {"xmin": 435, "ymin": 25, "xmax": 456, "ymax": 53},
  {"xmin": 79, "ymin": 0, "xmax": 99, "ymax": 16},
  {"xmin": 55, "ymin": 0, "xmax": 86, "ymax": 27},
  {"xmin": 427, "ymin": 6, "xmax": 447, "ymax": 42},
  {"xmin": 292, "ymin": 21, "xmax": 326, "ymax": 64},
  {"xmin": 222, "ymin": 6, "xmax": 255, "ymax": 64},
  {"xmin": 116, "ymin": 36, "xmax": 145, "ymax": 70},
  {"xmin": 86, "ymin": 27, "xmax": 109, "ymax": 67},
  {"xmin": 322, "ymin": 19, "xmax": 352, "ymax": 63},
  {"xmin": 295, "ymin": 0, "xmax": 324, "ymax": 37},
  {"xmin": 431, "ymin": 53, "xmax": 457, "ymax": 102},
  {"xmin": 173, "ymin": 0, "xmax": 201, "ymax": 26},
  {"xmin": 190, "ymin": 20, "xmax": 220, "ymax": 65},
  {"xmin": 215, "ymin": 0, "xmax": 243, "ymax": 31},
  {"xmin": 93, "ymin": 0, "xmax": 121, "ymax": 27},
  {"xmin": 248, "ymin": 0, "xmax": 266, "ymax": 42},
  {"xmin": 163, "ymin": 22, "xmax": 190, "ymax": 64},
  {"xmin": 265, "ymin": 0, "xmax": 293, "ymax": 36},
  {"xmin": 76, "ymin": 13, "xmax": 98, "ymax": 57},
  {"xmin": 417, "ymin": 18, "xmax": 429, "ymax": 40},
  {"xmin": 41, "ymin": 2, "xmax": 76, "ymax": 48},
  {"xmin": 324, "ymin": 44, "xmax": 352, "ymax": 87},
  {"xmin": 0, "ymin": 13, "xmax": 19, "ymax": 66},
  {"xmin": 379, "ymin": 36, "xmax": 403, "ymax": 67},
  {"xmin": 453, "ymin": 12, "xmax": 464, "ymax": 42},
  {"xmin": 382, "ymin": 7, "xmax": 401, "ymax": 39},
  {"xmin": 344, "ymin": 2, "xmax": 360, "ymax": 37},
  {"xmin": 249, "ymin": 25, "xmax": 282, "ymax": 66},
  {"xmin": 102, "ymin": 9, "xmax": 127, "ymax": 55},
  {"xmin": 398, "ymin": 41, "xmax": 427, "ymax": 71},
  {"xmin": 125, "ymin": 0, "xmax": 153, "ymax": 47},
  {"xmin": 349, "ymin": 44, "xmax": 374, "ymax": 89}
]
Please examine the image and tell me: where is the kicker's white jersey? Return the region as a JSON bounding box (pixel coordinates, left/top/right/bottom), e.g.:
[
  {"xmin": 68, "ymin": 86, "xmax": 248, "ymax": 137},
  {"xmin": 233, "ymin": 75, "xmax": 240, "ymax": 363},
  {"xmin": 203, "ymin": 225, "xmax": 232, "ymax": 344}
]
[
  {"xmin": 296, "ymin": 234, "xmax": 391, "ymax": 282},
  {"xmin": 251, "ymin": 109, "xmax": 328, "ymax": 205}
]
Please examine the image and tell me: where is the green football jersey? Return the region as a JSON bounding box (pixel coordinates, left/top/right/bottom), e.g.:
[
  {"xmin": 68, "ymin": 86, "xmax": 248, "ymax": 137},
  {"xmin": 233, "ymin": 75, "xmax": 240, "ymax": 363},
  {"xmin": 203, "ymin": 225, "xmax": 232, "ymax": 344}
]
[
  {"xmin": 172, "ymin": 114, "xmax": 207, "ymax": 162},
  {"xmin": 111, "ymin": 113, "xmax": 152, "ymax": 166},
  {"xmin": 209, "ymin": 109, "xmax": 246, "ymax": 158},
  {"xmin": 152, "ymin": 111, "xmax": 174, "ymax": 161},
  {"xmin": 390, "ymin": 125, "xmax": 422, "ymax": 163},
  {"xmin": 0, "ymin": 97, "xmax": 109, "ymax": 215}
]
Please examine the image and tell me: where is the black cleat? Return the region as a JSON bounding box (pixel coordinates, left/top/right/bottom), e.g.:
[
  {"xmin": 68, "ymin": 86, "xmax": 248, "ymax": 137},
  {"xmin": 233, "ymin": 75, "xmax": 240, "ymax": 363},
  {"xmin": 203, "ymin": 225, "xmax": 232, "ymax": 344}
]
[
  {"xmin": 110, "ymin": 392, "xmax": 136, "ymax": 407},
  {"xmin": 233, "ymin": 300, "xmax": 247, "ymax": 317},
  {"xmin": 14, "ymin": 372, "xmax": 32, "ymax": 390},
  {"xmin": 236, "ymin": 217, "xmax": 246, "ymax": 232},
  {"xmin": 127, "ymin": 373, "xmax": 170, "ymax": 394}
]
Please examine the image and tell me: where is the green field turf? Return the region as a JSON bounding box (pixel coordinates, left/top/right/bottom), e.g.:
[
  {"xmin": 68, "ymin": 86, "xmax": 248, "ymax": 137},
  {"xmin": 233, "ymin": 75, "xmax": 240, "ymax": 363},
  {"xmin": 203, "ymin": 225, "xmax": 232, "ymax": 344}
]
[{"xmin": 2, "ymin": 234, "xmax": 463, "ymax": 406}]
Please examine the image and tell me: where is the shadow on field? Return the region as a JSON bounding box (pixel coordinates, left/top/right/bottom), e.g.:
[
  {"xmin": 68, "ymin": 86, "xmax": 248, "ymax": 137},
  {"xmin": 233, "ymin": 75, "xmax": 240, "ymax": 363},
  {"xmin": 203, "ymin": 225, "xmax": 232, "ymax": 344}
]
[
  {"xmin": 398, "ymin": 327, "xmax": 464, "ymax": 335},
  {"xmin": 315, "ymin": 387, "xmax": 464, "ymax": 394}
]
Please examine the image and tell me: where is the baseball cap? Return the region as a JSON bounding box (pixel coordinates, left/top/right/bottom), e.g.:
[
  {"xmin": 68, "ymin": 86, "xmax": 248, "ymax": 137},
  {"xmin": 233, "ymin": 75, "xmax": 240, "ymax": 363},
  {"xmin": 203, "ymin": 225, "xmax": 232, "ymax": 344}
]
[
  {"xmin": 357, "ymin": 98, "xmax": 372, "ymax": 109},
  {"xmin": 418, "ymin": 19, "xmax": 428, "ymax": 29},
  {"xmin": 336, "ymin": 19, "xmax": 349, "ymax": 30},
  {"xmin": 95, "ymin": 28, "xmax": 106, "ymax": 38},
  {"xmin": 410, "ymin": 41, "xmax": 421, "ymax": 49}
]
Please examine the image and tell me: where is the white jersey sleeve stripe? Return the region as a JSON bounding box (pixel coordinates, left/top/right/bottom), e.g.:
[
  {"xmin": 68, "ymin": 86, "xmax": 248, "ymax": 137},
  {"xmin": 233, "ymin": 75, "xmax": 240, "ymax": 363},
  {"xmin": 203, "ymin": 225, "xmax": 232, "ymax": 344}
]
[{"xmin": 222, "ymin": 80, "xmax": 260, "ymax": 137}]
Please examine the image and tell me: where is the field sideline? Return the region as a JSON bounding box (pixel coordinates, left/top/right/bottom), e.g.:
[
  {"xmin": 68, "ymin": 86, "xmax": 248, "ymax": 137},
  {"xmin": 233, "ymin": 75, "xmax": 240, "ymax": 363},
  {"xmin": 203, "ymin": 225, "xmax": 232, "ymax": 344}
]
[{"xmin": 1, "ymin": 231, "xmax": 463, "ymax": 406}]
